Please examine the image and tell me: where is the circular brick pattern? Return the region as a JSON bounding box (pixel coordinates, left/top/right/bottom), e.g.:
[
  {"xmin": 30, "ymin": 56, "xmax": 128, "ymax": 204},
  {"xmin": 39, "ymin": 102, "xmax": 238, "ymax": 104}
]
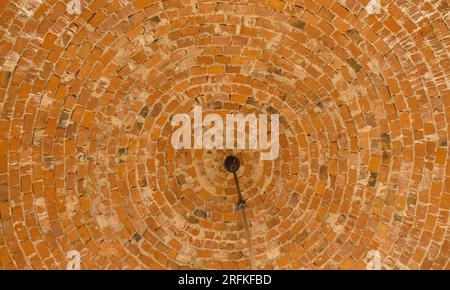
[{"xmin": 0, "ymin": 0, "xmax": 449, "ymax": 269}]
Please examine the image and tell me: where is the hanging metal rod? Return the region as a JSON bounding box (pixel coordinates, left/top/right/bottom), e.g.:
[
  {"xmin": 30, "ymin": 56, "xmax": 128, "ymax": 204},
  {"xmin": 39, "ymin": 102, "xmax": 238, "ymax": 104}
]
[{"xmin": 224, "ymin": 156, "xmax": 255, "ymax": 269}]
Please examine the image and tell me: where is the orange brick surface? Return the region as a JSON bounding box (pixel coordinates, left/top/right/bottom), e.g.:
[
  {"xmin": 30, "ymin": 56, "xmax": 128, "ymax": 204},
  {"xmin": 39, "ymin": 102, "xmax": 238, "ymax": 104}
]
[{"xmin": 0, "ymin": 0, "xmax": 449, "ymax": 270}]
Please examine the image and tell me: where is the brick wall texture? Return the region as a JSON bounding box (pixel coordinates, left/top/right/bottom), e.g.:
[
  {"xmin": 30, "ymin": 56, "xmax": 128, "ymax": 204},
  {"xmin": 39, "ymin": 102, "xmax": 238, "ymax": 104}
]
[{"xmin": 0, "ymin": 0, "xmax": 449, "ymax": 270}]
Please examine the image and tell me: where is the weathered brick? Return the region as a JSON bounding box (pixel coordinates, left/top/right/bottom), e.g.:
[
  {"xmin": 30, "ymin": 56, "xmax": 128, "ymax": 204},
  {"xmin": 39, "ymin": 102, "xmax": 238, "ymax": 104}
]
[{"xmin": 0, "ymin": 0, "xmax": 447, "ymax": 271}]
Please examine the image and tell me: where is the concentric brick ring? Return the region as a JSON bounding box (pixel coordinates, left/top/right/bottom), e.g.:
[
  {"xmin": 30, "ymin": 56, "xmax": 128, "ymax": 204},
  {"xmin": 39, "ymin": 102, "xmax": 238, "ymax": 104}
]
[{"xmin": 0, "ymin": 1, "xmax": 449, "ymax": 270}]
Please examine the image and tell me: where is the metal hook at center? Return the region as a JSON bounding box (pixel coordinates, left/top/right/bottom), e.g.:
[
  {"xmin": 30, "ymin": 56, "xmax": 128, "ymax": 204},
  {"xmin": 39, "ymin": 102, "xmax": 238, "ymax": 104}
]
[{"xmin": 224, "ymin": 156, "xmax": 245, "ymax": 209}]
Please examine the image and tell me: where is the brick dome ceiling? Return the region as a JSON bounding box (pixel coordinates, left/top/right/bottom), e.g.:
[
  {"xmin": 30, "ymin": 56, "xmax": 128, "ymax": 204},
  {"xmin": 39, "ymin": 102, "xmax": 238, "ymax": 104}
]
[{"xmin": 0, "ymin": 0, "xmax": 449, "ymax": 270}]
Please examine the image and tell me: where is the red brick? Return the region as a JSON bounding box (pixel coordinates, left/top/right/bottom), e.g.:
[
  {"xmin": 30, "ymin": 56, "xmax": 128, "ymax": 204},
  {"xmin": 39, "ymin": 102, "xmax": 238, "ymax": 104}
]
[{"xmin": 0, "ymin": 0, "xmax": 446, "ymax": 271}]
